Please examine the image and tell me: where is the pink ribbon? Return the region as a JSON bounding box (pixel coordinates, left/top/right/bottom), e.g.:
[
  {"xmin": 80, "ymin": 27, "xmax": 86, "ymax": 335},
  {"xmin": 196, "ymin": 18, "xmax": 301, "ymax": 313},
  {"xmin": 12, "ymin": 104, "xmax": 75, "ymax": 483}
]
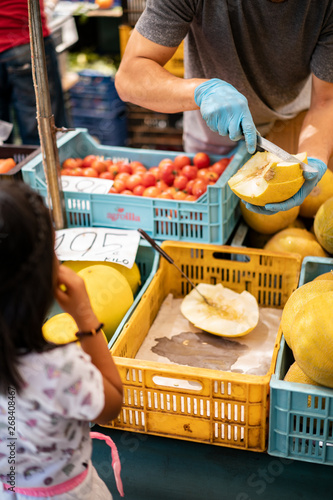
[{"xmin": 90, "ymin": 431, "xmax": 125, "ymax": 497}]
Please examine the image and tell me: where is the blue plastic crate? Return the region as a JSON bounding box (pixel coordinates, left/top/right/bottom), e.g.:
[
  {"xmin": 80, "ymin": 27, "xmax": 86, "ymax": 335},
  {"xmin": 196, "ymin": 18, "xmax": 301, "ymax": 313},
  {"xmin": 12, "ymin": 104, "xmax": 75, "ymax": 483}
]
[
  {"xmin": 21, "ymin": 129, "xmax": 250, "ymax": 244},
  {"xmin": 69, "ymin": 70, "xmax": 120, "ymax": 97},
  {"xmin": 268, "ymin": 256, "xmax": 333, "ymax": 465},
  {"xmin": 45, "ymin": 239, "xmax": 159, "ymax": 348},
  {"xmin": 70, "ymin": 108, "xmax": 128, "ymax": 146}
]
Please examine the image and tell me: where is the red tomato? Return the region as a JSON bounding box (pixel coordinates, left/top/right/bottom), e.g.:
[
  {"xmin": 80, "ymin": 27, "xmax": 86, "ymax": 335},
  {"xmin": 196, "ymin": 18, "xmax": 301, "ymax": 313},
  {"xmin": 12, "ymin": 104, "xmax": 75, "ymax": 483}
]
[
  {"xmin": 91, "ymin": 159, "xmax": 108, "ymax": 174},
  {"xmin": 149, "ymin": 166, "xmax": 161, "ymax": 180},
  {"xmin": 157, "ymin": 192, "xmax": 174, "ymax": 199},
  {"xmin": 193, "ymin": 152, "xmax": 210, "ymax": 169},
  {"xmin": 173, "ymin": 154, "xmax": 191, "ymax": 171},
  {"xmin": 83, "ymin": 167, "xmax": 98, "ymax": 178},
  {"xmin": 211, "ymin": 158, "xmax": 231, "ymax": 176},
  {"xmin": 130, "ymin": 161, "xmax": 144, "ymax": 170},
  {"xmin": 82, "ymin": 155, "xmax": 97, "ymax": 169},
  {"xmin": 71, "ymin": 167, "xmax": 84, "ymax": 177},
  {"xmin": 142, "ymin": 171, "xmax": 156, "ymax": 188},
  {"xmin": 60, "ymin": 168, "xmax": 72, "ymax": 176},
  {"xmin": 162, "ymin": 186, "xmax": 177, "ymax": 198},
  {"xmin": 113, "ymin": 179, "xmax": 127, "ymax": 192},
  {"xmin": 192, "ymin": 179, "xmax": 208, "ymax": 197},
  {"xmin": 126, "ymin": 174, "xmax": 144, "ymax": 191},
  {"xmin": 99, "ymin": 171, "xmax": 114, "ymax": 180},
  {"xmin": 133, "ymin": 165, "xmax": 147, "ymax": 175},
  {"xmin": 156, "ymin": 179, "xmax": 169, "ymax": 192},
  {"xmin": 62, "ymin": 158, "xmax": 80, "ymax": 170},
  {"xmin": 120, "ymin": 189, "xmax": 134, "ymax": 196},
  {"xmin": 184, "ymin": 194, "xmax": 197, "ymax": 201},
  {"xmin": 133, "ymin": 185, "xmax": 146, "ymax": 196},
  {"xmin": 158, "ymin": 158, "xmax": 174, "ymax": 169},
  {"xmin": 185, "ymin": 179, "xmax": 196, "ymax": 195},
  {"xmin": 142, "ymin": 186, "xmax": 162, "ymax": 198},
  {"xmin": 115, "ymin": 172, "xmax": 131, "ymax": 183},
  {"xmin": 197, "ymin": 168, "xmax": 210, "ymax": 180},
  {"xmin": 181, "ymin": 165, "xmax": 198, "ymax": 180},
  {"xmin": 159, "ymin": 163, "xmax": 176, "ymax": 186},
  {"xmin": 107, "ymin": 164, "xmax": 119, "ymax": 179},
  {"xmin": 117, "ymin": 162, "xmax": 133, "ymax": 174},
  {"xmin": 173, "ymin": 175, "xmax": 188, "ymax": 191},
  {"xmin": 173, "ymin": 190, "xmax": 187, "ymax": 200},
  {"xmin": 108, "ymin": 186, "xmax": 118, "ymax": 194},
  {"xmin": 204, "ymin": 171, "xmax": 219, "ymax": 183}
]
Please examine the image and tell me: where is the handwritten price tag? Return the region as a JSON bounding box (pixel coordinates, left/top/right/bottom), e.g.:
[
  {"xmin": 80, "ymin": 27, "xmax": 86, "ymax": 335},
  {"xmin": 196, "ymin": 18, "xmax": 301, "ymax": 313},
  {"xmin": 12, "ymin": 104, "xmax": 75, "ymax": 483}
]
[
  {"xmin": 61, "ymin": 176, "xmax": 113, "ymax": 194},
  {"xmin": 55, "ymin": 228, "xmax": 140, "ymax": 268}
]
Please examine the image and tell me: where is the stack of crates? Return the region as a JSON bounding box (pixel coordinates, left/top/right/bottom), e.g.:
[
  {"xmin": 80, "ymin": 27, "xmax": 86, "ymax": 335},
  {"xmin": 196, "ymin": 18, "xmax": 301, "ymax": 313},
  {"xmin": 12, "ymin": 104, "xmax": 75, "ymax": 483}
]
[{"xmin": 68, "ymin": 70, "xmax": 128, "ymax": 147}]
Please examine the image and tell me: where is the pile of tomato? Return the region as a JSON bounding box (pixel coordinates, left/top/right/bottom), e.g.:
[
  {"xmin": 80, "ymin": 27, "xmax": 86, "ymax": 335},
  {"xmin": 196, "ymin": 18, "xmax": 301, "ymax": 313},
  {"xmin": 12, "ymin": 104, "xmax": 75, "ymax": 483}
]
[{"xmin": 60, "ymin": 151, "xmax": 232, "ymax": 201}]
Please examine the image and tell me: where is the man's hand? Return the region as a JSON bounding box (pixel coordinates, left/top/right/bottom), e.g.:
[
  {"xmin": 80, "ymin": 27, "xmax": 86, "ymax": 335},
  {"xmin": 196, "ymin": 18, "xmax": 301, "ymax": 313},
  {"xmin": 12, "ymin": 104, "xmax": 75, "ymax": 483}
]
[
  {"xmin": 244, "ymin": 158, "xmax": 327, "ymax": 214},
  {"xmin": 194, "ymin": 78, "xmax": 257, "ymax": 154}
]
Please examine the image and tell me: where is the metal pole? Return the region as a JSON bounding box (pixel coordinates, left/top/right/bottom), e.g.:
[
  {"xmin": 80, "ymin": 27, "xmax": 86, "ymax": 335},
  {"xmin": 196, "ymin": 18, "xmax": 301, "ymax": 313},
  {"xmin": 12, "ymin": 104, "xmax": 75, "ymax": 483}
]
[{"xmin": 27, "ymin": 0, "xmax": 67, "ymax": 230}]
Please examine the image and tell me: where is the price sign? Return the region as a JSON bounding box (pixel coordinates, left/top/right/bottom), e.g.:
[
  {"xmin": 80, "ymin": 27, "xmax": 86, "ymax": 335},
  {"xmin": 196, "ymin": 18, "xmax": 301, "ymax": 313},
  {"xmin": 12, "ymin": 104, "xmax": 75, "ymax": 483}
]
[
  {"xmin": 61, "ymin": 176, "xmax": 113, "ymax": 194},
  {"xmin": 55, "ymin": 228, "xmax": 140, "ymax": 269}
]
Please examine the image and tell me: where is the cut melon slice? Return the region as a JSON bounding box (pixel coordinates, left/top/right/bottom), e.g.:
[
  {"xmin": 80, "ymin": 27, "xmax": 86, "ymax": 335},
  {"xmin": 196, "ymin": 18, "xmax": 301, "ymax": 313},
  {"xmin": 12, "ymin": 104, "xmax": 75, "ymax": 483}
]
[
  {"xmin": 180, "ymin": 283, "xmax": 259, "ymax": 337},
  {"xmin": 228, "ymin": 151, "xmax": 307, "ymax": 206}
]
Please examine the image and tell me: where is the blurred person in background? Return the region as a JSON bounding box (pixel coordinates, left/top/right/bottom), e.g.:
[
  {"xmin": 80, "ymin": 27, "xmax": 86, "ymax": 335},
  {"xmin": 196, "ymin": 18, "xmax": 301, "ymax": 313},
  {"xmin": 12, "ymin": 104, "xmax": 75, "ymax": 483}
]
[
  {"xmin": 0, "ymin": 0, "xmax": 68, "ymax": 145},
  {"xmin": 115, "ymin": 0, "xmax": 332, "ymax": 214}
]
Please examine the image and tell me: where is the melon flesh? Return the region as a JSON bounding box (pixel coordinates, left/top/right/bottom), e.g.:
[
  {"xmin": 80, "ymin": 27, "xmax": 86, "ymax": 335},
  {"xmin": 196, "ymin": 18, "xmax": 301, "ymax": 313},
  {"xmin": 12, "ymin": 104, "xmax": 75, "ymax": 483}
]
[
  {"xmin": 228, "ymin": 151, "xmax": 307, "ymax": 206},
  {"xmin": 180, "ymin": 283, "xmax": 259, "ymax": 337}
]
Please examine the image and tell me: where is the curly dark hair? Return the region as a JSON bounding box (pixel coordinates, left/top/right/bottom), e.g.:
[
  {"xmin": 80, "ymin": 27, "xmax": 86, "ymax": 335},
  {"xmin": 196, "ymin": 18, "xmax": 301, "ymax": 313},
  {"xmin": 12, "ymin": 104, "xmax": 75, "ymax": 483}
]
[{"xmin": 0, "ymin": 180, "xmax": 56, "ymax": 394}]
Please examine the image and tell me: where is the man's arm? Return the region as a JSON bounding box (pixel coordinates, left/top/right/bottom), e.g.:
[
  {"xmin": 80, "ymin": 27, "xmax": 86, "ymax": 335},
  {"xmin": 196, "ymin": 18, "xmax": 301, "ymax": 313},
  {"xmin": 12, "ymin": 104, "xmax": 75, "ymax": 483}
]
[
  {"xmin": 115, "ymin": 29, "xmax": 204, "ymax": 113},
  {"xmin": 298, "ymin": 74, "xmax": 333, "ymax": 167}
]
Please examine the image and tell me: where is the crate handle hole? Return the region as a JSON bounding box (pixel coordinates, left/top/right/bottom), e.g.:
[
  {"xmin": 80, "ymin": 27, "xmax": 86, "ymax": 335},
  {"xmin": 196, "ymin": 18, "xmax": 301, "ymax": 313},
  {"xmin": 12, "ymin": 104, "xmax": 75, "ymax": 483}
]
[
  {"xmin": 152, "ymin": 376, "xmax": 202, "ymax": 391},
  {"xmin": 212, "ymin": 251, "xmax": 252, "ymax": 263}
]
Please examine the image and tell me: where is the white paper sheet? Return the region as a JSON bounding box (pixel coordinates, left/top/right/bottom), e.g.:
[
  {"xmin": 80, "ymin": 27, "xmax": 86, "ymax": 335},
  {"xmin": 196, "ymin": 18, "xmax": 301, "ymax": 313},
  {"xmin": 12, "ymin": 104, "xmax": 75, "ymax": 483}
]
[{"xmin": 136, "ymin": 293, "xmax": 282, "ymax": 375}]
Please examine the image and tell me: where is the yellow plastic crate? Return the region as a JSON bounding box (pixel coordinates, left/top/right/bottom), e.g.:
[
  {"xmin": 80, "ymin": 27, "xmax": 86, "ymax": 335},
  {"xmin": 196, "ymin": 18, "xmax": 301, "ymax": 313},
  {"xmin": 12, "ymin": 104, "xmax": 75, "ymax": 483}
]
[
  {"xmin": 105, "ymin": 242, "xmax": 301, "ymax": 452},
  {"xmin": 118, "ymin": 25, "xmax": 184, "ymax": 77}
]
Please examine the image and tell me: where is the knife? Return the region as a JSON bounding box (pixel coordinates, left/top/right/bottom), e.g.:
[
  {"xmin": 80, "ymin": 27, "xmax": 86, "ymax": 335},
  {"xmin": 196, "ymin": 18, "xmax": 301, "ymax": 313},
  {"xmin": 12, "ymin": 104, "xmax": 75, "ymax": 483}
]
[{"xmin": 256, "ymin": 134, "xmax": 317, "ymax": 174}]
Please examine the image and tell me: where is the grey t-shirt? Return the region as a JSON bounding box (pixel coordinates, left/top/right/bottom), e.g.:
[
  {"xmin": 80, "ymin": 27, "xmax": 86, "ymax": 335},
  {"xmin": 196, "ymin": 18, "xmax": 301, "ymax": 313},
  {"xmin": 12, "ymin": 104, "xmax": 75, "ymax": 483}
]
[{"xmin": 135, "ymin": 0, "xmax": 333, "ymax": 154}]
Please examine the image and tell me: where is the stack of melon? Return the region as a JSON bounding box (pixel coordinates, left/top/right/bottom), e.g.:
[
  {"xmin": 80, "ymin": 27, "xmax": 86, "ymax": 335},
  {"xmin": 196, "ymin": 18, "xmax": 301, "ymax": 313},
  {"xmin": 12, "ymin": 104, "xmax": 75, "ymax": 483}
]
[
  {"xmin": 228, "ymin": 151, "xmax": 333, "ymax": 261},
  {"xmin": 43, "ymin": 261, "xmax": 141, "ymax": 344},
  {"xmin": 281, "ymin": 271, "xmax": 333, "ymax": 387}
]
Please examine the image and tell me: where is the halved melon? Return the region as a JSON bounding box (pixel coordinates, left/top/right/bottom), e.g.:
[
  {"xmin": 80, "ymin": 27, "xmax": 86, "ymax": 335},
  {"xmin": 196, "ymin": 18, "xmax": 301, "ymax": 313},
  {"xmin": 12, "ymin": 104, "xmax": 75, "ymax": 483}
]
[
  {"xmin": 228, "ymin": 151, "xmax": 307, "ymax": 206},
  {"xmin": 180, "ymin": 283, "xmax": 259, "ymax": 337}
]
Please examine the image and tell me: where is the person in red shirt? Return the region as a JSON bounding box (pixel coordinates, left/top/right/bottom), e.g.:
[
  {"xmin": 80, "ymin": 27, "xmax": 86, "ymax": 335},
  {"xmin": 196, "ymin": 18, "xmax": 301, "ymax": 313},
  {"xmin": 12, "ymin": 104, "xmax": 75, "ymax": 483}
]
[{"xmin": 0, "ymin": 0, "xmax": 68, "ymax": 144}]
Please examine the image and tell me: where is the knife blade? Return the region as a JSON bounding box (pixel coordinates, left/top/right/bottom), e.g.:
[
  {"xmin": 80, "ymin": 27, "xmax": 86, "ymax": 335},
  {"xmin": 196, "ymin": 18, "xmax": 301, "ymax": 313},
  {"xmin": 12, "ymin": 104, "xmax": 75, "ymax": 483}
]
[{"xmin": 256, "ymin": 135, "xmax": 317, "ymax": 174}]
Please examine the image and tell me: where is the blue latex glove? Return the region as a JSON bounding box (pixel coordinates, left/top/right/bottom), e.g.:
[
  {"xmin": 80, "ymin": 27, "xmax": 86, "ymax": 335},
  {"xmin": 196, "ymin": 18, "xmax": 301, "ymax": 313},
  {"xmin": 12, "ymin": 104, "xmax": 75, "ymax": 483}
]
[
  {"xmin": 244, "ymin": 157, "xmax": 327, "ymax": 215},
  {"xmin": 194, "ymin": 78, "xmax": 257, "ymax": 154}
]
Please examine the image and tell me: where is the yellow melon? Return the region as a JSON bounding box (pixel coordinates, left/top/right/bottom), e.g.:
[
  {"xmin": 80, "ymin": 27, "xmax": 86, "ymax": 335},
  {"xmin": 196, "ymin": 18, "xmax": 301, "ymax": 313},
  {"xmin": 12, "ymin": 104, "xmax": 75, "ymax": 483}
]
[
  {"xmin": 228, "ymin": 151, "xmax": 307, "ymax": 206},
  {"xmin": 63, "ymin": 260, "xmax": 141, "ymax": 295},
  {"xmin": 180, "ymin": 283, "xmax": 259, "ymax": 337},
  {"xmin": 264, "ymin": 227, "xmax": 327, "ymax": 261},
  {"xmin": 299, "ymin": 169, "xmax": 333, "ymax": 218},
  {"xmin": 281, "ymin": 279, "xmax": 333, "ymax": 348},
  {"xmin": 43, "ymin": 313, "xmax": 78, "ymax": 344},
  {"xmin": 240, "ymin": 201, "xmax": 299, "ymax": 235},
  {"xmin": 43, "ymin": 313, "xmax": 108, "ymax": 345},
  {"xmin": 292, "ymin": 292, "xmax": 333, "ymax": 388},
  {"xmin": 284, "ymin": 361, "xmax": 320, "ymax": 386},
  {"xmin": 313, "ymin": 196, "xmax": 333, "ymax": 255},
  {"xmin": 78, "ymin": 264, "xmax": 134, "ymax": 341}
]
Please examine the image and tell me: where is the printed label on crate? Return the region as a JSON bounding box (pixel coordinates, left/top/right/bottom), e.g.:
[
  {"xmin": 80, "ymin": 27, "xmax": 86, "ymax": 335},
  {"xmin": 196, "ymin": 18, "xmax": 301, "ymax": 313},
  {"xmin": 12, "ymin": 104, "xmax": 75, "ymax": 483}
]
[
  {"xmin": 61, "ymin": 175, "xmax": 113, "ymax": 194},
  {"xmin": 55, "ymin": 227, "xmax": 140, "ymax": 268}
]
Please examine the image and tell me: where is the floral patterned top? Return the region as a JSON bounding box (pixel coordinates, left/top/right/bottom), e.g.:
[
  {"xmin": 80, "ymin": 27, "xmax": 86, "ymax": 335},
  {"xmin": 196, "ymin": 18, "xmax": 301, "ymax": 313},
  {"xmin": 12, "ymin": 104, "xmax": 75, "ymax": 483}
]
[{"xmin": 0, "ymin": 342, "xmax": 104, "ymax": 488}]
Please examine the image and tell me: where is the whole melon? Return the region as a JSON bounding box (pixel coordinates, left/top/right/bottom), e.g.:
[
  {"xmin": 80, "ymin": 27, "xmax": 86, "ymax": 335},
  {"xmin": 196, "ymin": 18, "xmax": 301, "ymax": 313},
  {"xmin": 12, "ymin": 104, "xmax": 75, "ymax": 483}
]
[
  {"xmin": 240, "ymin": 201, "xmax": 299, "ymax": 235},
  {"xmin": 313, "ymin": 196, "xmax": 333, "ymax": 255},
  {"xmin": 284, "ymin": 361, "xmax": 320, "ymax": 386},
  {"xmin": 292, "ymin": 292, "xmax": 333, "ymax": 388},
  {"xmin": 78, "ymin": 264, "xmax": 134, "ymax": 341},
  {"xmin": 64, "ymin": 260, "xmax": 141, "ymax": 295},
  {"xmin": 300, "ymin": 169, "xmax": 333, "ymax": 218},
  {"xmin": 281, "ymin": 279, "xmax": 333, "ymax": 348},
  {"xmin": 264, "ymin": 227, "xmax": 327, "ymax": 261}
]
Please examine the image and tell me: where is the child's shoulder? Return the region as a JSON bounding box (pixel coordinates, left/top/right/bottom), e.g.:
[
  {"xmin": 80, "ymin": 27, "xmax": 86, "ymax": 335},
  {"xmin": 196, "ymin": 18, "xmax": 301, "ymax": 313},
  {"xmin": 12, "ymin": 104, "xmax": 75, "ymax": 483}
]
[{"xmin": 21, "ymin": 342, "xmax": 90, "ymax": 371}]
